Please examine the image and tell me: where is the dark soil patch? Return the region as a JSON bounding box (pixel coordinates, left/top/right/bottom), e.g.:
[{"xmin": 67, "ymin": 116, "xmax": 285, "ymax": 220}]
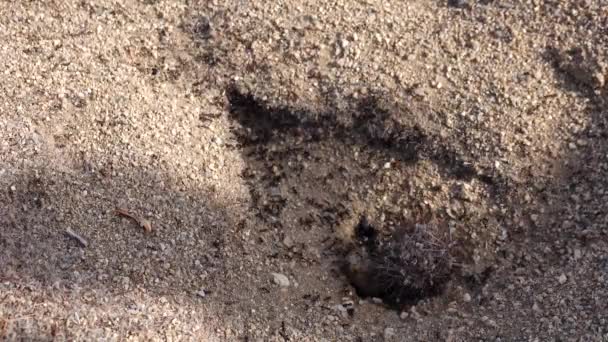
[{"xmin": 226, "ymin": 85, "xmax": 501, "ymax": 308}]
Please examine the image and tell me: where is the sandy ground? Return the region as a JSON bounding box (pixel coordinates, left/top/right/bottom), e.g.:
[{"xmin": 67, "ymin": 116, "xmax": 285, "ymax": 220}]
[{"xmin": 1, "ymin": 0, "xmax": 607, "ymax": 341}]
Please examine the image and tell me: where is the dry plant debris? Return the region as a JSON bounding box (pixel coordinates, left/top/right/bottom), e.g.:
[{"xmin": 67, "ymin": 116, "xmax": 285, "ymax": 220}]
[
  {"xmin": 64, "ymin": 228, "xmax": 89, "ymax": 247},
  {"xmin": 115, "ymin": 207, "xmax": 153, "ymax": 234}
]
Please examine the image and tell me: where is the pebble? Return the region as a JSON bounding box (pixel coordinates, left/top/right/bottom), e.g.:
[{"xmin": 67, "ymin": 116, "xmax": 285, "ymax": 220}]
[
  {"xmin": 409, "ymin": 305, "xmax": 422, "ymax": 320},
  {"xmin": 283, "ymin": 236, "xmax": 294, "ymax": 248},
  {"xmin": 456, "ymin": 183, "xmax": 473, "ymax": 201},
  {"xmin": 530, "ymin": 214, "xmax": 539, "ymax": 224},
  {"xmin": 383, "ymin": 327, "xmax": 395, "ymax": 340},
  {"xmin": 271, "ymin": 272, "xmax": 290, "ymax": 287},
  {"xmin": 558, "ymin": 274, "xmax": 567, "ymax": 284},
  {"xmin": 463, "ymin": 293, "xmax": 472, "ymax": 302},
  {"xmin": 481, "ymin": 316, "xmax": 498, "ymax": 328},
  {"xmin": 334, "ymin": 304, "xmax": 348, "ymax": 318}
]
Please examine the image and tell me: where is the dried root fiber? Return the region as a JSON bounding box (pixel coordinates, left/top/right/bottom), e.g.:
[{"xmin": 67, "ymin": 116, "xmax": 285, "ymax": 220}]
[{"xmin": 343, "ymin": 217, "xmax": 453, "ymax": 308}]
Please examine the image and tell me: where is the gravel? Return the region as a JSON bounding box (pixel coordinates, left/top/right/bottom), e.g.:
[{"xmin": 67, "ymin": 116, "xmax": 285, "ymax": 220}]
[{"xmin": 1, "ymin": 0, "xmax": 607, "ymax": 341}]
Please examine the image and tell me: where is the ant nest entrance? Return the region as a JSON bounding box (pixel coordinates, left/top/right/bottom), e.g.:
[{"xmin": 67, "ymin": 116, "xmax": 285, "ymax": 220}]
[{"xmin": 343, "ymin": 217, "xmax": 455, "ymax": 309}]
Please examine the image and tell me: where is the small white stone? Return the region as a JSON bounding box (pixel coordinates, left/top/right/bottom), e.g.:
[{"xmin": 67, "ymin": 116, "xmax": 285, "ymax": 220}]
[
  {"xmin": 334, "ymin": 304, "xmax": 348, "ymax": 318},
  {"xmin": 271, "ymin": 272, "xmax": 290, "ymax": 287},
  {"xmin": 463, "ymin": 293, "xmax": 472, "ymax": 302},
  {"xmin": 283, "ymin": 236, "xmax": 294, "ymax": 248},
  {"xmin": 530, "ymin": 214, "xmax": 539, "ymax": 223},
  {"xmin": 558, "ymin": 274, "xmax": 567, "ymax": 284},
  {"xmin": 383, "ymin": 327, "xmax": 395, "ymax": 340}
]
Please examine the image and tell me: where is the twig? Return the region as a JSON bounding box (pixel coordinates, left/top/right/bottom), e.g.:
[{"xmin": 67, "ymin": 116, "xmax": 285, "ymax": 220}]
[
  {"xmin": 65, "ymin": 228, "xmax": 88, "ymax": 247},
  {"xmin": 115, "ymin": 207, "xmax": 153, "ymax": 233}
]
